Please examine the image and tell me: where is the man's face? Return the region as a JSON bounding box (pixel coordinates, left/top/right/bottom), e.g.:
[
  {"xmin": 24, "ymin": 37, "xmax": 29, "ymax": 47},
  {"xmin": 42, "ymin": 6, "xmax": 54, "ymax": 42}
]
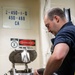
[{"xmin": 44, "ymin": 15, "xmax": 56, "ymax": 35}]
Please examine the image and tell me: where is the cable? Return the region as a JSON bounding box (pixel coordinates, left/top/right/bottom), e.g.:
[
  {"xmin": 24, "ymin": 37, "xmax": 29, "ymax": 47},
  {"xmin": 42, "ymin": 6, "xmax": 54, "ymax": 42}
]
[{"xmin": 43, "ymin": 0, "xmax": 48, "ymax": 18}]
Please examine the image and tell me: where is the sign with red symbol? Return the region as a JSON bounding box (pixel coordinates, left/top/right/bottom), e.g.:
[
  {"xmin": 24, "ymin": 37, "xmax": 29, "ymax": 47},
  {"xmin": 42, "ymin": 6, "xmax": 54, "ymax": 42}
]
[
  {"xmin": 19, "ymin": 39, "xmax": 35, "ymax": 46},
  {"xmin": 10, "ymin": 38, "xmax": 36, "ymax": 50},
  {"xmin": 19, "ymin": 39, "xmax": 36, "ymax": 50}
]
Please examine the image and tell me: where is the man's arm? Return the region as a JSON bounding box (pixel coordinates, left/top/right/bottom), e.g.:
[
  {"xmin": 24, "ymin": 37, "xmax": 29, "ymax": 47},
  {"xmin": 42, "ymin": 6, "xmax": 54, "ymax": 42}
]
[{"xmin": 43, "ymin": 43, "xmax": 69, "ymax": 75}]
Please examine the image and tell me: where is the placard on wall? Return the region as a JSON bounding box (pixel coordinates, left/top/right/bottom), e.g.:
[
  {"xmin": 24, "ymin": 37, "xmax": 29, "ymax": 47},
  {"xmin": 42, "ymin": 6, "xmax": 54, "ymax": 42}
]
[
  {"xmin": 3, "ymin": 7, "xmax": 31, "ymax": 29},
  {"xmin": 10, "ymin": 38, "xmax": 36, "ymax": 50}
]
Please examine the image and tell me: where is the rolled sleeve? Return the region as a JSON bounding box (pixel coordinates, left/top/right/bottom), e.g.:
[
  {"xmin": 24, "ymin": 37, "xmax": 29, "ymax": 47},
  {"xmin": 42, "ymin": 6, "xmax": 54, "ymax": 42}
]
[{"xmin": 54, "ymin": 32, "xmax": 74, "ymax": 48}]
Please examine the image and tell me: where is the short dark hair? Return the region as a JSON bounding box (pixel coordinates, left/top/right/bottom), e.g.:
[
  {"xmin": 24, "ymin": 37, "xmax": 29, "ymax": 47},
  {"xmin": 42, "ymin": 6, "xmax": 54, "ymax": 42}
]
[{"xmin": 47, "ymin": 8, "xmax": 65, "ymax": 20}]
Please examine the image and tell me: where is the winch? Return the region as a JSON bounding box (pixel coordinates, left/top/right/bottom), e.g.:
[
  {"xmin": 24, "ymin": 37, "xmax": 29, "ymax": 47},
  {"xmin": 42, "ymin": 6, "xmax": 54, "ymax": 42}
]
[{"xmin": 4, "ymin": 49, "xmax": 37, "ymax": 75}]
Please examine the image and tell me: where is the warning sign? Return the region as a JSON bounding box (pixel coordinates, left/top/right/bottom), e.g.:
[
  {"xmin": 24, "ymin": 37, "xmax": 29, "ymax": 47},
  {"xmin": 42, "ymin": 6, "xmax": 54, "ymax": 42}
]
[
  {"xmin": 19, "ymin": 39, "xmax": 35, "ymax": 46},
  {"xmin": 10, "ymin": 38, "xmax": 36, "ymax": 50}
]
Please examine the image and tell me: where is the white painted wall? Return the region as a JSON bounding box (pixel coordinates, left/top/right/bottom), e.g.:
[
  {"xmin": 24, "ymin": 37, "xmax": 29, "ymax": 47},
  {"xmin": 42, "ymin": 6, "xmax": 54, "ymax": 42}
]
[
  {"xmin": 0, "ymin": 0, "xmax": 42, "ymax": 75},
  {"xmin": 40, "ymin": 0, "xmax": 52, "ymax": 67}
]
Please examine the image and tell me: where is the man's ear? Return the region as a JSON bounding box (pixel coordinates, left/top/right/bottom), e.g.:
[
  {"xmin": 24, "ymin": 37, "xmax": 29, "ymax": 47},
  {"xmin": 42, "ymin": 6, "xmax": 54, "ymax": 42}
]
[{"xmin": 54, "ymin": 15, "xmax": 59, "ymax": 23}]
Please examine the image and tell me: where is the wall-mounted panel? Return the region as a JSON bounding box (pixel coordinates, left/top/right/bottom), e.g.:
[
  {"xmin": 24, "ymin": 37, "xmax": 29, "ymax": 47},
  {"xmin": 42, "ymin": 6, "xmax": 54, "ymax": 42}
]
[{"xmin": 3, "ymin": 7, "xmax": 31, "ymax": 29}]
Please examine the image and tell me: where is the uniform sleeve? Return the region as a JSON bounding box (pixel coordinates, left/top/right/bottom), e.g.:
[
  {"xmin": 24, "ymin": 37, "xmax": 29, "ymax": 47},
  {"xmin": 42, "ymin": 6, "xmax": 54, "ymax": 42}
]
[{"xmin": 54, "ymin": 31, "xmax": 74, "ymax": 48}]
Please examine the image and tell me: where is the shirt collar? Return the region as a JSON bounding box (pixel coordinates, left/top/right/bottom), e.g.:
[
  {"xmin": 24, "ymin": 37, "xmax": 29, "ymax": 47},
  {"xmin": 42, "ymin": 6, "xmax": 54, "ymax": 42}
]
[
  {"xmin": 59, "ymin": 21, "xmax": 73, "ymax": 30},
  {"xmin": 51, "ymin": 21, "xmax": 73, "ymax": 44}
]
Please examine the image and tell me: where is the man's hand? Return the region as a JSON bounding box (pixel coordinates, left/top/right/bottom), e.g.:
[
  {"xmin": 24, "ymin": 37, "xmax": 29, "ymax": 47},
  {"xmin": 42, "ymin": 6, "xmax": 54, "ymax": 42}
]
[
  {"xmin": 33, "ymin": 68, "xmax": 45, "ymax": 75},
  {"xmin": 34, "ymin": 69, "xmax": 40, "ymax": 75}
]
